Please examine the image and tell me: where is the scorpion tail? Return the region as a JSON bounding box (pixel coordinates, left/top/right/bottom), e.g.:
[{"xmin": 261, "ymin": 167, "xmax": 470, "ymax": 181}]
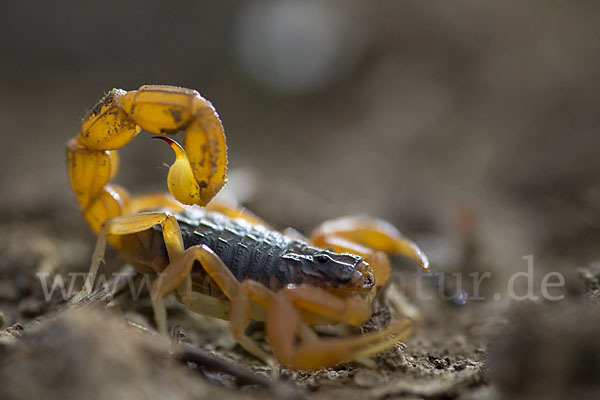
[{"xmin": 153, "ymin": 136, "xmax": 203, "ymax": 206}]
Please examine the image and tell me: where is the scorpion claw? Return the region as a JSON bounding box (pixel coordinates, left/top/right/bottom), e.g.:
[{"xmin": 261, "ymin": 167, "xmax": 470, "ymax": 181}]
[{"xmin": 153, "ymin": 136, "xmax": 203, "ymax": 206}]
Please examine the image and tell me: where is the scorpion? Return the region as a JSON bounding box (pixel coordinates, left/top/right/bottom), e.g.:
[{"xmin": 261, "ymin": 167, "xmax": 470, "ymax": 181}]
[{"xmin": 67, "ymin": 85, "xmax": 429, "ymax": 370}]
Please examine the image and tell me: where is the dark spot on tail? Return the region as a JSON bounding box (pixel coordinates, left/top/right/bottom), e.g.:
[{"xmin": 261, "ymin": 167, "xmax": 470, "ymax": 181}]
[
  {"xmin": 167, "ymin": 108, "xmax": 183, "ymax": 124},
  {"xmin": 87, "ymin": 90, "xmax": 115, "ymax": 118}
]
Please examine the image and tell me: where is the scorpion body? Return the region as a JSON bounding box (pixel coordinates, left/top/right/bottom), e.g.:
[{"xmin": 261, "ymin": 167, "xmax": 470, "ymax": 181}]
[
  {"xmin": 122, "ymin": 207, "xmax": 373, "ymax": 303},
  {"xmin": 68, "ymin": 85, "xmax": 428, "ymax": 369}
]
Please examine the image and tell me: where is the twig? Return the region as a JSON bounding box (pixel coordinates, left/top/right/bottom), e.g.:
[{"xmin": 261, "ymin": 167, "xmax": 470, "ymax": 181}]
[{"xmin": 173, "ymin": 342, "xmax": 272, "ymax": 388}]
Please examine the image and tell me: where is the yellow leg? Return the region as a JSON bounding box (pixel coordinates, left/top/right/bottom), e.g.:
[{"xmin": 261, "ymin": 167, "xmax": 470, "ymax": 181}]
[
  {"xmin": 153, "ymin": 244, "xmax": 240, "ymax": 298},
  {"xmin": 281, "ymin": 285, "xmax": 372, "ymax": 325},
  {"xmin": 73, "ymin": 214, "xmax": 239, "ymax": 336},
  {"xmin": 266, "ymin": 288, "xmax": 412, "ymax": 370},
  {"xmin": 70, "ymin": 212, "xmax": 184, "ymax": 334},
  {"xmin": 206, "ymin": 198, "xmax": 270, "ymax": 227},
  {"xmin": 128, "ymin": 193, "xmax": 184, "ymax": 214},
  {"xmin": 229, "ymin": 280, "xmax": 275, "ymax": 365},
  {"xmin": 176, "ymin": 276, "xmax": 231, "ymax": 320},
  {"xmin": 153, "ymin": 245, "xmax": 273, "ymax": 363},
  {"xmin": 310, "ymin": 215, "xmax": 429, "ymax": 272},
  {"xmin": 151, "ymin": 244, "xmax": 241, "ymax": 336},
  {"xmin": 282, "ymin": 227, "xmax": 308, "ymax": 241},
  {"xmin": 227, "ymin": 279, "xmax": 408, "ymax": 370}
]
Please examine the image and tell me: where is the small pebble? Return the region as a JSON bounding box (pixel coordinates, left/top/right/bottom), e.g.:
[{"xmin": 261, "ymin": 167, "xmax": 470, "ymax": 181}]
[
  {"xmin": 430, "ymin": 356, "xmax": 450, "ymax": 369},
  {"xmin": 6, "ymin": 322, "xmax": 24, "ymax": 336},
  {"xmin": 452, "ymin": 360, "xmax": 468, "ymax": 371}
]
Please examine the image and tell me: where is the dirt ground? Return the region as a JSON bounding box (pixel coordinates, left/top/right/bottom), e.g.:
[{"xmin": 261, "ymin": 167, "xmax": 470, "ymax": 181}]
[
  {"xmin": 0, "ymin": 218, "xmax": 492, "ymax": 400},
  {"xmin": 1, "ymin": 1, "xmax": 600, "ymax": 399}
]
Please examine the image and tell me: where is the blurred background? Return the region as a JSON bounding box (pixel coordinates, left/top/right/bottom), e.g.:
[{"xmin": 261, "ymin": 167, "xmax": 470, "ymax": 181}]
[
  {"xmin": 2, "ymin": 0, "xmax": 599, "ymax": 280},
  {"xmin": 0, "ymin": 0, "xmax": 600, "ymax": 397}
]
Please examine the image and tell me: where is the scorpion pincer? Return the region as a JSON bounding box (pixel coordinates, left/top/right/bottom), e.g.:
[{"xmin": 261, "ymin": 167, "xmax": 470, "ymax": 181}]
[{"xmin": 67, "ymin": 85, "xmax": 429, "ymax": 370}]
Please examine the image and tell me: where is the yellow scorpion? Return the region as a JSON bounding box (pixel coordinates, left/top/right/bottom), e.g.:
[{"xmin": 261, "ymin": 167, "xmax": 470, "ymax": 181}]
[{"xmin": 67, "ymin": 85, "xmax": 429, "ymax": 370}]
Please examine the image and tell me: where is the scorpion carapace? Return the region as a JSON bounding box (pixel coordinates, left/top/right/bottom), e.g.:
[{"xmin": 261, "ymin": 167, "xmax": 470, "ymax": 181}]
[
  {"xmin": 68, "ymin": 85, "xmax": 430, "ymax": 370},
  {"xmin": 171, "ymin": 208, "xmax": 375, "ymax": 298}
]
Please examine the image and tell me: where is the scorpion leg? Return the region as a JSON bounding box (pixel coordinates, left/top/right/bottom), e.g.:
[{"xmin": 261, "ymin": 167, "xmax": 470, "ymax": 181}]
[
  {"xmin": 229, "ymin": 281, "xmax": 411, "ymax": 369},
  {"xmin": 278, "ymin": 285, "xmax": 372, "ymax": 325},
  {"xmin": 229, "ymin": 280, "xmax": 275, "ymax": 365},
  {"xmin": 282, "ymin": 227, "xmax": 308, "ymax": 241},
  {"xmin": 206, "ymin": 199, "xmax": 271, "ymax": 227},
  {"xmin": 128, "ymin": 193, "xmax": 184, "ymax": 214},
  {"xmin": 266, "ymin": 286, "xmax": 413, "ymax": 369},
  {"xmin": 203, "ymin": 197, "xmax": 304, "ymax": 240},
  {"xmin": 153, "ymin": 245, "xmax": 273, "ymax": 363},
  {"xmin": 70, "ymin": 212, "xmax": 187, "ymax": 337},
  {"xmin": 72, "ymin": 212, "xmax": 233, "ymax": 336},
  {"xmin": 70, "ymin": 212, "xmax": 183, "ymax": 313},
  {"xmin": 310, "ymin": 215, "xmax": 430, "ymax": 276},
  {"xmin": 154, "ymin": 244, "xmax": 238, "ymax": 298},
  {"xmin": 175, "ymin": 276, "xmax": 231, "ymax": 320}
]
